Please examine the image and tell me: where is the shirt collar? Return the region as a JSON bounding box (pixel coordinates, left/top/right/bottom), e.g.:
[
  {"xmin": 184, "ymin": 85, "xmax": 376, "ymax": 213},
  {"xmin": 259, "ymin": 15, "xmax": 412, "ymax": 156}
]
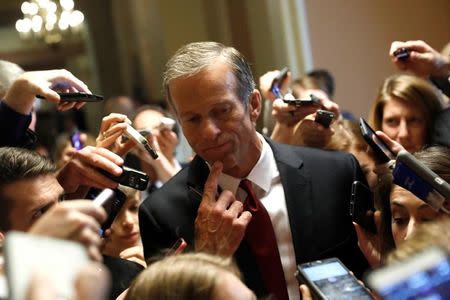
[{"xmin": 218, "ymin": 133, "xmax": 277, "ymax": 194}]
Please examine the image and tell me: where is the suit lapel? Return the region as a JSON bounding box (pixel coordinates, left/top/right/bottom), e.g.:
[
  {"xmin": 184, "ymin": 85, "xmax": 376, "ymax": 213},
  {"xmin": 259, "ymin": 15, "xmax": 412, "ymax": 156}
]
[
  {"xmin": 186, "ymin": 155, "xmax": 210, "ymax": 203},
  {"xmin": 266, "ymin": 138, "xmax": 315, "ymax": 262}
]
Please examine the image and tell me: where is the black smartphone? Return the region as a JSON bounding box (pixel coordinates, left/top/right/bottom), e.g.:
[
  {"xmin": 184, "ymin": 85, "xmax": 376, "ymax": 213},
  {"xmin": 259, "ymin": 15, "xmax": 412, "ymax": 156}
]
[
  {"xmin": 70, "ymin": 130, "xmax": 83, "ymax": 150},
  {"xmin": 393, "ymin": 47, "xmax": 410, "ymax": 61},
  {"xmin": 350, "ymin": 181, "xmax": 376, "ymax": 233},
  {"xmin": 315, "ymin": 110, "xmax": 335, "ymax": 128},
  {"xmin": 100, "ymin": 166, "xmax": 149, "ymax": 191},
  {"xmin": 92, "ymin": 188, "xmax": 127, "ymax": 232},
  {"xmin": 283, "ymin": 94, "xmax": 321, "ymax": 106},
  {"xmin": 393, "ymin": 150, "xmax": 450, "ymax": 212},
  {"xmin": 37, "ymin": 92, "xmax": 104, "ymax": 102},
  {"xmin": 270, "ymin": 67, "xmax": 289, "ymax": 98},
  {"xmin": 366, "ymin": 247, "xmax": 450, "ymax": 300},
  {"xmin": 295, "ymin": 257, "xmax": 373, "ymax": 300},
  {"xmin": 359, "ymin": 117, "xmax": 396, "ymax": 163}
]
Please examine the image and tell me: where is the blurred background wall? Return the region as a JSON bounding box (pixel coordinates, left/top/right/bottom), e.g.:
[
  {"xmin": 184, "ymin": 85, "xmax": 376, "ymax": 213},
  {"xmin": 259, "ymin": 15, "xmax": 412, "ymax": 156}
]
[{"xmin": 1, "ymin": 0, "xmax": 449, "ymax": 137}]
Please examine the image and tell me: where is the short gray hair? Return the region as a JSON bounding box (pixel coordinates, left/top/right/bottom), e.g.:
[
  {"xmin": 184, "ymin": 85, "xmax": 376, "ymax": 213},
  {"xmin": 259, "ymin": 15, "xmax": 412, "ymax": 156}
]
[
  {"xmin": 163, "ymin": 42, "xmax": 255, "ymax": 109},
  {"xmin": 0, "ymin": 60, "xmax": 24, "ymax": 97}
]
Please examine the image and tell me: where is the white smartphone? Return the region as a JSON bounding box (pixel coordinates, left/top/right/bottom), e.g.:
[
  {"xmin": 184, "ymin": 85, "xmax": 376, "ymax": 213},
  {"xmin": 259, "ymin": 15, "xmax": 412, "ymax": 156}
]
[
  {"xmin": 366, "ymin": 247, "xmax": 450, "ymax": 300},
  {"xmin": 123, "ymin": 124, "xmax": 158, "ymax": 159},
  {"xmin": 4, "ymin": 231, "xmax": 90, "ymax": 300}
]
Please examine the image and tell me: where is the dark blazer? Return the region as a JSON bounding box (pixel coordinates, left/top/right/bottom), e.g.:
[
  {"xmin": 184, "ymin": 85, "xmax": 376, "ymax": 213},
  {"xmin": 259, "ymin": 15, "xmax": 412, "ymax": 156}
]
[
  {"xmin": 432, "ymin": 106, "xmax": 450, "ymax": 148},
  {"xmin": 139, "ymin": 138, "xmax": 369, "ymax": 296}
]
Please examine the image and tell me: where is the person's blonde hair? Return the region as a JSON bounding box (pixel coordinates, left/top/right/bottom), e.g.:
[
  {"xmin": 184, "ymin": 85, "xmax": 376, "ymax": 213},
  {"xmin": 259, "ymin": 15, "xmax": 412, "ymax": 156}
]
[
  {"xmin": 125, "ymin": 253, "xmax": 241, "ymax": 300},
  {"xmin": 368, "ymin": 74, "xmax": 444, "ymax": 145}
]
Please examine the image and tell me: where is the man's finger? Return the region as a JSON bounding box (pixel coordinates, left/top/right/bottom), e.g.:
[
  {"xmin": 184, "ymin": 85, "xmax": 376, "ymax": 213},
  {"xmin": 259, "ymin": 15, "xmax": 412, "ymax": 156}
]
[{"xmin": 202, "ymin": 161, "xmax": 223, "ymax": 204}]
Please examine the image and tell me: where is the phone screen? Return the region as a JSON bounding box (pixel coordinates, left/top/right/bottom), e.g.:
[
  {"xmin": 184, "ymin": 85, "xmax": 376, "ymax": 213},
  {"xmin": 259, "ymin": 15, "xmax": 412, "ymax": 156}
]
[
  {"xmin": 70, "ymin": 131, "xmax": 83, "ymax": 150},
  {"xmin": 300, "ymin": 260, "xmax": 373, "ymax": 299},
  {"xmin": 367, "ymin": 248, "xmax": 450, "ymax": 300}
]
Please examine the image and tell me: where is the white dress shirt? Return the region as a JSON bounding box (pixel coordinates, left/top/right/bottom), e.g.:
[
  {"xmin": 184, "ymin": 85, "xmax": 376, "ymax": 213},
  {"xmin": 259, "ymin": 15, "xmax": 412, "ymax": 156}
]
[{"xmin": 218, "ymin": 133, "xmax": 299, "ymax": 300}]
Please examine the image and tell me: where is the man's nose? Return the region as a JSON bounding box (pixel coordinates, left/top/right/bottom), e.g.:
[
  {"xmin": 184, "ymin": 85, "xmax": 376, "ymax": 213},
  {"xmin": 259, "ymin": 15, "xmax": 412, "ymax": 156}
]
[{"xmin": 202, "ymin": 118, "xmax": 220, "ymax": 140}]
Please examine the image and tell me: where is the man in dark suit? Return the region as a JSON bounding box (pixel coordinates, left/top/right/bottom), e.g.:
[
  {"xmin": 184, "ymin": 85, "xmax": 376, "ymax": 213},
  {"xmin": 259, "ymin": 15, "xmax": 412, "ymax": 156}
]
[{"xmin": 139, "ymin": 42, "xmax": 368, "ymax": 299}]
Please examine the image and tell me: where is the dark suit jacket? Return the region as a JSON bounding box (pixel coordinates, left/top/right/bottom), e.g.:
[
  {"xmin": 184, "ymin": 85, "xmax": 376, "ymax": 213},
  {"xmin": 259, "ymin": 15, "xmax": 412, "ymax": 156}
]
[
  {"xmin": 432, "ymin": 106, "xmax": 450, "ymax": 148},
  {"xmin": 139, "ymin": 138, "xmax": 369, "ymax": 296}
]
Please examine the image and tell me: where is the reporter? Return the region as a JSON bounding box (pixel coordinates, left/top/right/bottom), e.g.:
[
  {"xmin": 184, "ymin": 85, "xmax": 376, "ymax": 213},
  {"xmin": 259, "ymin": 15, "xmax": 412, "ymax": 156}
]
[
  {"xmin": 102, "ymin": 187, "xmax": 145, "ymax": 267},
  {"xmin": 389, "ymin": 40, "xmax": 450, "ymax": 148},
  {"xmin": 368, "ymin": 74, "xmax": 444, "ymax": 153},
  {"xmin": 355, "ymin": 146, "xmax": 449, "ymax": 267}
]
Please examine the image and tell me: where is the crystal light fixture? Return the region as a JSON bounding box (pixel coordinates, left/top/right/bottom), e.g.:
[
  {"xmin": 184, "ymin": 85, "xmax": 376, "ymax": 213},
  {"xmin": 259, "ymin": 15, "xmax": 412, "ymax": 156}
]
[{"xmin": 15, "ymin": 0, "xmax": 84, "ymax": 45}]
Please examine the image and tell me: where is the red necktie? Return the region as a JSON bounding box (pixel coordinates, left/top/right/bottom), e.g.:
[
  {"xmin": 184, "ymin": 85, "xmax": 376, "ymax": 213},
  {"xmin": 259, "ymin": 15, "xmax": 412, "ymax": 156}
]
[{"xmin": 240, "ymin": 179, "xmax": 289, "ymax": 300}]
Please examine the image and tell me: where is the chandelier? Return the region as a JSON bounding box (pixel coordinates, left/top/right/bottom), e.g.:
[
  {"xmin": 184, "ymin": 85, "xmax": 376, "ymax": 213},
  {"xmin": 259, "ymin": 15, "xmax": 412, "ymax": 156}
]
[{"xmin": 15, "ymin": 0, "xmax": 85, "ymax": 45}]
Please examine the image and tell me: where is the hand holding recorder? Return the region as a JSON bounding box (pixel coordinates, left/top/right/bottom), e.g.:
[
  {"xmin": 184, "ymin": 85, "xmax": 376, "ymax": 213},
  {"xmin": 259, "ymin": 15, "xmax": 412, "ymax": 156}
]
[
  {"xmin": 389, "ymin": 40, "xmax": 450, "ymax": 78},
  {"xmin": 3, "ymin": 69, "xmax": 93, "ymax": 115}
]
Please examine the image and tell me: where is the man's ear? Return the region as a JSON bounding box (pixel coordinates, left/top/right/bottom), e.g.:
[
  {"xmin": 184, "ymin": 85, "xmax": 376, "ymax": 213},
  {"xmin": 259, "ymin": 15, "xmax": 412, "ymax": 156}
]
[{"xmin": 248, "ymin": 89, "xmax": 262, "ymax": 124}]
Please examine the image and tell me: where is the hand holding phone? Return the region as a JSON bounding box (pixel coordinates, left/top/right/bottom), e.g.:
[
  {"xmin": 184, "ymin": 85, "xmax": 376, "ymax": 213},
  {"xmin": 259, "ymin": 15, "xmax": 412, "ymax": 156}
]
[
  {"xmin": 295, "ymin": 257, "xmax": 373, "ymax": 300},
  {"xmin": 359, "ymin": 118, "xmax": 396, "ymax": 163},
  {"xmin": 393, "ymin": 47, "xmax": 410, "ymax": 61},
  {"xmin": 315, "ymin": 110, "xmax": 335, "ymax": 128},
  {"xmin": 350, "ymin": 181, "xmax": 376, "ymax": 233}
]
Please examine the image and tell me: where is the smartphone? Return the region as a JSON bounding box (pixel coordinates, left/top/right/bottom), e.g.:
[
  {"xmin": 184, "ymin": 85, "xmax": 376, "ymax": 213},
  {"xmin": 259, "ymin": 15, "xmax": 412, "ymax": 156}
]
[
  {"xmin": 270, "ymin": 67, "xmax": 289, "ymax": 98},
  {"xmin": 315, "ymin": 110, "xmax": 335, "ymax": 128},
  {"xmin": 366, "ymin": 247, "xmax": 450, "ymax": 300},
  {"xmin": 100, "ymin": 166, "xmax": 149, "ymax": 191},
  {"xmin": 4, "ymin": 231, "xmax": 90, "ymax": 300},
  {"xmin": 393, "ymin": 47, "xmax": 410, "ymax": 61},
  {"xmin": 70, "ymin": 130, "xmax": 83, "ymax": 150},
  {"xmin": 283, "ymin": 94, "xmax": 321, "ymax": 106},
  {"xmin": 123, "ymin": 124, "xmax": 158, "ymax": 159},
  {"xmin": 350, "ymin": 181, "xmax": 376, "ymax": 233},
  {"xmin": 359, "ymin": 117, "xmax": 396, "ymax": 163},
  {"xmin": 36, "ymin": 92, "xmax": 104, "ymax": 102},
  {"xmin": 393, "ymin": 150, "xmax": 450, "ymax": 213},
  {"xmin": 295, "ymin": 257, "xmax": 373, "ymax": 300},
  {"xmin": 159, "ymin": 117, "xmax": 176, "ymax": 131},
  {"xmin": 166, "ymin": 238, "xmax": 188, "ymax": 256},
  {"xmin": 93, "ymin": 188, "xmax": 127, "ymax": 232}
]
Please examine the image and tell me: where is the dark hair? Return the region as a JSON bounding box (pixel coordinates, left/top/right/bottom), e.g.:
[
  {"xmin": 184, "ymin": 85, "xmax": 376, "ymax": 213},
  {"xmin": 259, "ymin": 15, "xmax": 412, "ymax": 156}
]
[
  {"xmin": 376, "ymin": 146, "xmax": 450, "ymax": 259},
  {"xmin": 0, "ymin": 147, "xmax": 56, "ymax": 230},
  {"xmin": 163, "ymin": 42, "xmax": 255, "ymax": 110},
  {"xmin": 306, "ymin": 69, "xmax": 335, "ymax": 98}
]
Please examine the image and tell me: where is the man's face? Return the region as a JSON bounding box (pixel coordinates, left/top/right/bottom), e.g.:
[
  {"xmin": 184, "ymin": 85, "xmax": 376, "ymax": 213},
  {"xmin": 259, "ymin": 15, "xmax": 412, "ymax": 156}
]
[
  {"xmin": 169, "ymin": 62, "xmax": 261, "ymax": 177},
  {"xmin": 5, "ymin": 174, "xmax": 64, "ymax": 231}
]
